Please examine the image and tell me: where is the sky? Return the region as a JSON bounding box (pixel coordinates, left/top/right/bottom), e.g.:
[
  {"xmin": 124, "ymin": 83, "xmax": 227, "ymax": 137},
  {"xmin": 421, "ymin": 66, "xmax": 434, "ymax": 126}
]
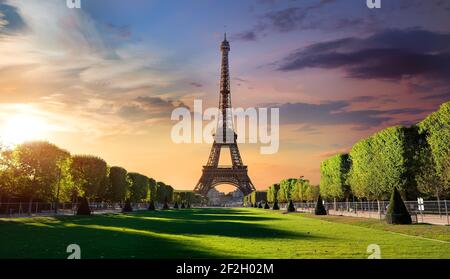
[{"xmin": 0, "ymin": 0, "xmax": 449, "ymax": 192}]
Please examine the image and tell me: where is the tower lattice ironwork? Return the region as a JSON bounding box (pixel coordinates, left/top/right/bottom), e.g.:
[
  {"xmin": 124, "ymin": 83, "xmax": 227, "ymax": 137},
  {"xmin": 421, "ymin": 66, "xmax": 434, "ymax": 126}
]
[{"xmin": 193, "ymin": 34, "xmax": 256, "ymax": 197}]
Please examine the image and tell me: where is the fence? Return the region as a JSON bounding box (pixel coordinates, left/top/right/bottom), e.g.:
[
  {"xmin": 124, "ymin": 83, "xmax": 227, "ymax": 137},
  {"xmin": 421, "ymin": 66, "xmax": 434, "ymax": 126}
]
[
  {"xmin": 281, "ymin": 200, "xmax": 450, "ymax": 225},
  {"xmin": 0, "ymin": 202, "xmax": 180, "ymax": 218}
]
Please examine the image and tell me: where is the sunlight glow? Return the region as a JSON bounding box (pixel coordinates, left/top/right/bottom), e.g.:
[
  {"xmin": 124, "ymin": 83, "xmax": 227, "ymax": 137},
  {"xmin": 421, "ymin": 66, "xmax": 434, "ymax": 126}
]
[{"xmin": 1, "ymin": 114, "xmax": 48, "ymax": 145}]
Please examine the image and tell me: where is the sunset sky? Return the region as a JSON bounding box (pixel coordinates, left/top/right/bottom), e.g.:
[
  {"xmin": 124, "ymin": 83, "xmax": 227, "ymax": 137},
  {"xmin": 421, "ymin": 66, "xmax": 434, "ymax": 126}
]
[{"xmin": 0, "ymin": 0, "xmax": 449, "ymax": 192}]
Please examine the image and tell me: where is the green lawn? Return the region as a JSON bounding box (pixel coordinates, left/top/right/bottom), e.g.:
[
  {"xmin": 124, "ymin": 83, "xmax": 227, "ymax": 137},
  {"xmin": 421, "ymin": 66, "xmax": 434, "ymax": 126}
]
[{"xmin": 1, "ymin": 208, "xmax": 449, "ymax": 259}]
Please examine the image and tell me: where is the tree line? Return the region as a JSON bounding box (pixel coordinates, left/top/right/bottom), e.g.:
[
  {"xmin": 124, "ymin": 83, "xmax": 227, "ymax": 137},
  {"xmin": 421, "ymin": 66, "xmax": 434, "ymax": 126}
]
[
  {"xmin": 0, "ymin": 141, "xmax": 177, "ymax": 212},
  {"xmin": 320, "ymin": 102, "xmax": 450, "ymax": 202},
  {"xmin": 265, "ymin": 178, "xmax": 320, "ymax": 204}
]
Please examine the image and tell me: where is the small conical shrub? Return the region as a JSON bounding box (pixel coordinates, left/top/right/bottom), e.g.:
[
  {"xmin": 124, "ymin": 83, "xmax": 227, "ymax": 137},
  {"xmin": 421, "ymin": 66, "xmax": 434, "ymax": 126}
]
[
  {"xmin": 264, "ymin": 202, "xmax": 270, "ymax": 209},
  {"xmin": 272, "ymin": 201, "xmax": 279, "ymax": 210},
  {"xmin": 187, "ymin": 203, "xmax": 191, "ymax": 209},
  {"xmin": 123, "ymin": 199, "xmax": 133, "ymax": 212},
  {"xmin": 173, "ymin": 201, "xmax": 179, "ymax": 209},
  {"xmin": 315, "ymin": 195, "xmax": 327, "ymax": 215},
  {"xmin": 163, "ymin": 198, "xmax": 169, "ymax": 210},
  {"xmin": 148, "ymin": 200, "xmax": 155, "ymax": 211},
  {"xmin": 385, "ymin": 188, "xmax": 412, "ymax": 224},
  {"xmin": 258, "ymin": 202, "xmax": 263, "ymax": 208},
  {"xmin": 181, "ymin": 202, "xmax": 185, "ymax": 209},
  {"xmin": 287, "ymin": 200, "xmax": 296, "ymax": 212},
  {"xmin": 76, "ymin": 196, "xmax": 91, "ymax": 215},
  {"xmin": 254, "ymin": 203, "xmax": 258, "ymax": 208}
]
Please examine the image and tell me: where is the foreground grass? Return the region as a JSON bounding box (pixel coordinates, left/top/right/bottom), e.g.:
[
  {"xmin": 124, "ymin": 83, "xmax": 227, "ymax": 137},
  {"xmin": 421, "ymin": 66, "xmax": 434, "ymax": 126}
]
[{"xmin": 0, "ymin": 208, "xmax": 449, "ymax": 259}]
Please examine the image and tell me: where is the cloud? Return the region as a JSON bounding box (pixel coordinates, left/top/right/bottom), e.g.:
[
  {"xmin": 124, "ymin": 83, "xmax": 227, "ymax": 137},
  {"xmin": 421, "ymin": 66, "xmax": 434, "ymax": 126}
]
[
  {"xmin": 277, "ymin": 29, "xmax": 450, "ymax": 81},
  {"xmin": 272, "ymin": 100, "xmax": 425, "ymax": 128},
  {"xmin": 0, "ymin": 2, "xmax": 27, "ymax": 35},
  {"xmin": 230, "ymin": 31, "xmax": 257, "ymax": 42},
  {"xmin": 232, "ymin": 0, "xmax": 380, "ymax": 41},
  {"xmin": 265, "ymin": 0, "xmax": 337, "ymax": 33},
  {"xmin": 117, "ymin": 96, "xmax": 185, "ymax": 121},
  {"xmin": 0, "ymin": 0, "xmax": 186, "ymax": 140},
  {"xmin": 189, "ymin": 82, "xmax": 203, "ymax": 88}
]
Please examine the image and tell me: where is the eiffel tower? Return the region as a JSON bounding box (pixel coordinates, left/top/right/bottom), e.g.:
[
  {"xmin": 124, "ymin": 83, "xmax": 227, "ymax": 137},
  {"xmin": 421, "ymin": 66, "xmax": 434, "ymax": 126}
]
[{"xmin": 193, "ymin": 34, "xmax": 256, "ymax": 197}]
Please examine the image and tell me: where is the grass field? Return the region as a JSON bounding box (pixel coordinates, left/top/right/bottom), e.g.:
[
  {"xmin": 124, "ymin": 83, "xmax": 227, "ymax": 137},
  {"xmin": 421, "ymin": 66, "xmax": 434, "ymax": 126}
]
[{"xmin": 1, "ymin": 208, "xmax": 449, "ymax": 259}]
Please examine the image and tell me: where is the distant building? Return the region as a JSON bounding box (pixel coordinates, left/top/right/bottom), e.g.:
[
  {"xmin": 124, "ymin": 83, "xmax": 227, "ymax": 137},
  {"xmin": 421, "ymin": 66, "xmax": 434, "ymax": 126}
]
[{"xmin": 207, "ymin": 188, "xmax": 244, "ymax": 206}]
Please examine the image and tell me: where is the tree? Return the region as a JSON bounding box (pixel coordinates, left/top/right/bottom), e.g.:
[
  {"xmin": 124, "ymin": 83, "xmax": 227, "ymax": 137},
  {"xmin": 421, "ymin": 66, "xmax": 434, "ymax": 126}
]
[
  {"xmin": 418, "ymin": 102, "xmax": 450, "ymax": 198},
  {"xmin": 267, "ymin": 183, "xmax": 280, "ymax": 203},
  {"xmin": 287, "ymin": 200, "xmax": 295, "ymax": 212},
  {"xmin": 148, "ymin": 178, "xmax": 157, "ymax": 201},
  {"xmin": 279, "ymin": 179, "xmax": 297, "ymax": 202},
  {"xmin": 13, "ymin": 141, "xmax": 72, "ymax": 214},
  {"xmin": 315, "ymin": 195, "xmax": 327, "ymax": 215},
  {"xmin": 320, "ymin": 154, "xmax": 351, "ymax": 201},
  {"xmin": 148, "ymin": 199, "xmax": 155, "ymax": 210},
  {"xmin": 77, "ymin": 196, "xmax": 91, "ymax": 215},
  {"xmin": 107, "ymin": 166, "xmax": 131, "ymax": 203},
  {"xmin": 348, "ymin": 137, "xmax": 376, "ymax": 199},
  {"xmin": 305, "ymin": 185, "xmax": 320, "ymax": 202},
  {"xmin": 128, "ymin": 173, "xmax": 149, "ymax": 203},
  {"xmin": 122, "ymin": 199, "xmax": 133, "ymax": 212},
  {"xmin": 385, "ymin": 188, "xmax": 412, "ymax": 224},
  {"xmin": 0, "ymin": 148, "xmax": 17, "ymax": 205},
  {"xmin": 347, "ymin": 127, "xmax": 419, "ymax": 201},
  {"xmin": 162, "ymin": 197, "xmax": 169, "ymax": 210},
  {"xmin": 156, "ymin": 182, "xmax": 174, "ymax": 203},
  {"xmin": 272, "ymin": 201, "xmax": 279, "ymax": 210},
  {"xmin": 71, "ymin": 155, "xmax": 108, "ymax": 201}
]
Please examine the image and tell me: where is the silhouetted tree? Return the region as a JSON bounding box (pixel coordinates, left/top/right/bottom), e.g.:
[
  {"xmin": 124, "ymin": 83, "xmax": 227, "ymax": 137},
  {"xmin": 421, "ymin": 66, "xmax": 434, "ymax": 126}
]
[
  {"xmin": 162, "ymin": 198, "xmax": 169, "ymax": 210},
  {"xmin": 385, "ymin": 188, "xmax": 412, "ymax": 224},
  {"xmin": 148, "ymin": 199, "xmax": 155, "ymax": 211},
  {"xmin": 315, "ymin": 195, "xmax": 327, "ymax": 215},
  {"xmin": 122, "ymin": 199, "xmax": 133, "ymax": 212},
  {"xmin": 77, "ymin": 196, "xmax": 91, "ymax": 215},
  {"xmin": 287, "ymin": 200, "xmax": 295, "ymax": 212},
  {"xmin": 272, "ymin": 201, "xmax": 279, "ymax": 210},
  {"xmin": 264, "ymin": 202, "xmax": 270, "ymax": 209}
]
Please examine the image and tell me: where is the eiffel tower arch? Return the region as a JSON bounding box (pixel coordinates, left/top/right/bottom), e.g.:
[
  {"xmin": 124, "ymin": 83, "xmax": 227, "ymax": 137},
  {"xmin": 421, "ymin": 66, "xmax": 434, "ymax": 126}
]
[{"xmin": 194, "ymin": 34, "xmax": 256, "ymax": 197}]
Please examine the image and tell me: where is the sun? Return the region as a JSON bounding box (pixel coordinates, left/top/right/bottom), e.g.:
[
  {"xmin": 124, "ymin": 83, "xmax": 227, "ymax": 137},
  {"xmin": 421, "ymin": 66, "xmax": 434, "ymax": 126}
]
[{"xmin": 1, "ymin": 114, "xmax": 48, "ymax": 145}]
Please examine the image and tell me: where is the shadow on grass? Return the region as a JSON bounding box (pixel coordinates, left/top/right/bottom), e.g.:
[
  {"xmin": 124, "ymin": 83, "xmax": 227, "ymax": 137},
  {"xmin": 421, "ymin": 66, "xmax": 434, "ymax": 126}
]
[{"xmin": 0, "ymin": 208, "xmax": 322, "ymax": 259}]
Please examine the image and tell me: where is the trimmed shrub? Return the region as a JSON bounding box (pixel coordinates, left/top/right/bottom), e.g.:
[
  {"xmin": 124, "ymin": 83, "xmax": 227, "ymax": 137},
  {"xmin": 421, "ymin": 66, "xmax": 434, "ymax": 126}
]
[
  {"xmin": 163, "ymin": 198, "xmax": 169, "ymax": 210},
  {"xmin": 385, "ymin": 188, "xmax": 412, "ymax": 224},
  {"xmin": 287, "ymin": 200, "xmax": 296, "ymax": 212},
  {"xmin": 187, "ymin": 203, "xmax": 191, "ymax": 209},
  {"xmin": 315, "ymin": 195, "xmax": 327, "ymax": 215},
  {"xmin": 76, "ymin": 197, "xmax": 91, "ymax": 215},
  {"xmin": 272, "ymin": 201, "xmax": 279, "ymax": 210},
  {"xmin": 173, "ymin": 201, "xmax": 179, "ymax": 209},
  {"xmin": 123, "ymin": 199, "xmax": 133, "ymax": 212},
  {"xmin": 181, "ymin": 202, "xmax": 185, "ymax": 209},
  {"xmin": 258, "ymin": 202, "xmax": 263, "ymax": 208},
  {"xmin": 264, "ymin": 202, "xmax": 270, "ymax": 209},
  {"xmin": 148, "ymin": 200, "xmax": 155, "ymax": 211}
]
